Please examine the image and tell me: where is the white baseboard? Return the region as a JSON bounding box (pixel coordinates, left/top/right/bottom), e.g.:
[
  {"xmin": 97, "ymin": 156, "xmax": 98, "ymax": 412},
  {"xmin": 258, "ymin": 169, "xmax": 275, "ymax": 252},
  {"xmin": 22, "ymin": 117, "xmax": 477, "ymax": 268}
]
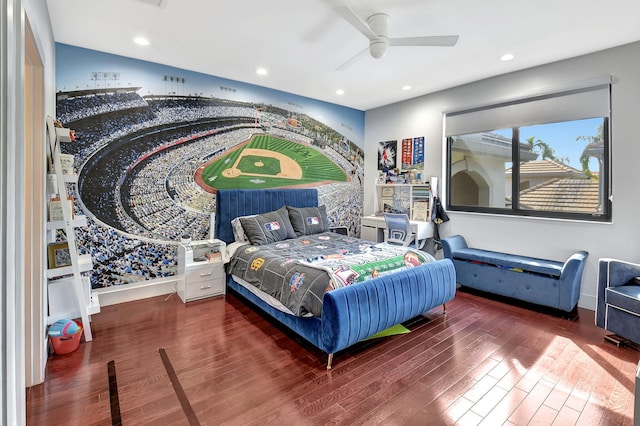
[
  {"xmin": 579, "ymin": 293, "xmax": 596, "ymax": 311},
  {"xmin": 95, "ymin": 278, "xmax": 178, "ymax": 307}
]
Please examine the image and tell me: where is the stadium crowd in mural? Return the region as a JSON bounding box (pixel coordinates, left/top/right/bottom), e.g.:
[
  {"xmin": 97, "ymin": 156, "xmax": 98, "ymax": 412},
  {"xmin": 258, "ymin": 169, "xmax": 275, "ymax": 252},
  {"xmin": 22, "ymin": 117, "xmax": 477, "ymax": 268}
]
[{"xmin": 58, "ymin": 85, "xmax": 364, "ymax": 288}]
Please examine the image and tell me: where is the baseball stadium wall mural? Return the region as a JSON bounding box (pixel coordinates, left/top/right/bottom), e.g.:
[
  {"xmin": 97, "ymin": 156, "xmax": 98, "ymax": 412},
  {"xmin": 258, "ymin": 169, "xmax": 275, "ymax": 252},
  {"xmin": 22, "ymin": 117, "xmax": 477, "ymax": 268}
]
[{"xmin": 55, "ymin": 43, "xmax": 365, "ymax": 289}]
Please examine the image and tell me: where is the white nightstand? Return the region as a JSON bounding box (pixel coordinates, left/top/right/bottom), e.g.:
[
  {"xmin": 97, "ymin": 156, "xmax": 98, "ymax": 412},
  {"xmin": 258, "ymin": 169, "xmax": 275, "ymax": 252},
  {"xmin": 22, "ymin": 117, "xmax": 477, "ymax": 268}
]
[{"xmin": 177, "ymin": 239, "xmax": 226, "ymax": 302}]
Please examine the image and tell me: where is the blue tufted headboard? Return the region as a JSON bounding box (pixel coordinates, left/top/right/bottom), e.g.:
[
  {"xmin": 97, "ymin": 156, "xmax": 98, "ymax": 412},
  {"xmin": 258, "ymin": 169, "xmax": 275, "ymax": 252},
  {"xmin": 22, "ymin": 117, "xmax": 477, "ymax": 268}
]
[{"xmin": 215, "ymin": 188, "xmax": 319, "ymax": 244}]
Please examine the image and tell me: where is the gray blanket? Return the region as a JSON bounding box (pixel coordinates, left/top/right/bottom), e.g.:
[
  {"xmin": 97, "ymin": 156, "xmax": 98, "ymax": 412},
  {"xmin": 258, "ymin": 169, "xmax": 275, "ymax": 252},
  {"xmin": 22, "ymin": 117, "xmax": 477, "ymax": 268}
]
[{"xmin": 226, "ymin": 232, "xmax": 434, "ymax": 317}]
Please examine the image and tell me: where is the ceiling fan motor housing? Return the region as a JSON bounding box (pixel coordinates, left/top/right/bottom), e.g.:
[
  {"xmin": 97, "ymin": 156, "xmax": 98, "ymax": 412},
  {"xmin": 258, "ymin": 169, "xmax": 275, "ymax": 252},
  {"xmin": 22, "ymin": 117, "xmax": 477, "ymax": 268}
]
[{"xmin": 367, "ymin": 13, "xmax": 389, "ymax": 58}]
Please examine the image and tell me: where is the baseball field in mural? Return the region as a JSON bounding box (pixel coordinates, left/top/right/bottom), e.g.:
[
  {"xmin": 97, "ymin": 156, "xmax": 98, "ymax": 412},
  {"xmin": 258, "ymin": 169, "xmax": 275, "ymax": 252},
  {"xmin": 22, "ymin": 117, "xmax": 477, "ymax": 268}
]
[{"xmin": 196, "ymin": 134, "xmax": 349, "ymax": 191}]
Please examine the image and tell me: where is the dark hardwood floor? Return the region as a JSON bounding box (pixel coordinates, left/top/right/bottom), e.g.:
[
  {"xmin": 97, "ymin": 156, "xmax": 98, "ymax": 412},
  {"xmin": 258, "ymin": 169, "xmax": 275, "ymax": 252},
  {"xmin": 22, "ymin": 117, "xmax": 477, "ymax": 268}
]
[{"xmin": 27, "ymin": 288, "xmax": 639, "ymax": 425}]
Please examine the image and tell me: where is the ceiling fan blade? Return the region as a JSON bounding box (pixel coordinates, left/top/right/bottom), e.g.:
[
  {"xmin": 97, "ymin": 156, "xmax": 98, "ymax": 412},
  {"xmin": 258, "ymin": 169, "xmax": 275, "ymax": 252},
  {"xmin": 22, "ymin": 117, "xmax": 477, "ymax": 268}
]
[
  {"xmin": 334, "ymin": 6, "xmax": 379, "ymax": 41},
  {"xmin": 132, "ymin": 0, "xmax": 168, "ymax": 8},
  {"xmin": 336, "ymin": 46, "xmax": 370, "ymax": 71},
  {"xmin": 389, "ymin": 35, "xmax": 459, "ymax": 47}
]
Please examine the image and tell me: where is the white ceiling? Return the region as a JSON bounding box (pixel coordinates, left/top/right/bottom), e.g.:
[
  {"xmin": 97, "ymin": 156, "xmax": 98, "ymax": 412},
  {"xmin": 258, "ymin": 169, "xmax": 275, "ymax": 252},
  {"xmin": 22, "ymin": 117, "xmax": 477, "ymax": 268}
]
[{"xmin": 46, "ymin": 0, "xmax": 640, "ymax": 111}]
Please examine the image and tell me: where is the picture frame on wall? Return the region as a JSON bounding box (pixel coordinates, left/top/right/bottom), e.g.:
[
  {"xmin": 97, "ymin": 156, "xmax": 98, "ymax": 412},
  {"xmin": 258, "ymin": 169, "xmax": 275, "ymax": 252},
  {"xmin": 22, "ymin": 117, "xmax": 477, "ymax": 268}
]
[
  {"xmin": 378, "ymin": 140, "xmax": 397, "ymax": 170},
  {"xmin": 48, "ymin": 241, "xmax": 71, "ymax": 269}
]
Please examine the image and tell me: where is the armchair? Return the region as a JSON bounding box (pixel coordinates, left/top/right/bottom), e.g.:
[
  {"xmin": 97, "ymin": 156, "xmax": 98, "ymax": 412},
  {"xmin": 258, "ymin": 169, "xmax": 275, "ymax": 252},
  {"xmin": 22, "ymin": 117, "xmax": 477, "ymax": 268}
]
[
  {"xmin": 383, "ymin": 213, "xmax": 416, "ymax": 247},
  {"xmin": 596, "ymin": 258, "xmax": 640, "ymax": 346}
]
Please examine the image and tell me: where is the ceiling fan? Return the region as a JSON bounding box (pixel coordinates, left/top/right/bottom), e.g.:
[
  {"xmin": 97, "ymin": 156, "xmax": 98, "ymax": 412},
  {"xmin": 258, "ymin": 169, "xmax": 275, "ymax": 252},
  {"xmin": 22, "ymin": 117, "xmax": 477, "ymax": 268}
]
[
  {"xmin": 334, "ymin": 6, "xmax": 459, "ymax": 70},
  {"xmin": 132, "ymin": 0, "xmax": 168, "ymax": 9}
]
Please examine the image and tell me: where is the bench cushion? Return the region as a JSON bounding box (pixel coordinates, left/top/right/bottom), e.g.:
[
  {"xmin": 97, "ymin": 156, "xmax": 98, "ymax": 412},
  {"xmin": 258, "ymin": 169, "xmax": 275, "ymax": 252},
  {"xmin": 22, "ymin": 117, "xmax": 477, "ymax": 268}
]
[
  {"xmin": 605, "ymin": 284, "xmax": 640, "ymax": 315},
  {"xmin": 452, "ymin": 248, "xmax": 563, "ymax": 278}
]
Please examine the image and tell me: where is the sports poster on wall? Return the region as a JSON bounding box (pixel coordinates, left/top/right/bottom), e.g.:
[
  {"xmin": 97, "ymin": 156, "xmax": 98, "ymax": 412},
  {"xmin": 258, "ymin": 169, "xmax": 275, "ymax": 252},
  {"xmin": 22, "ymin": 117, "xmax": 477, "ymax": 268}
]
[
  {"xmin": 401, "ymin": 138, "xmax": 413, "ymax": 169},
  {"xmin": 55, "ymin": 43, "xmax": 365, "ymax": 289},
  {"xmin": 401, "ymin": 136, "xmax": 425, "ymax": 170},
  {"xmin": 378, "ymin": 140, "xmax": 397, "ymax": 170}
]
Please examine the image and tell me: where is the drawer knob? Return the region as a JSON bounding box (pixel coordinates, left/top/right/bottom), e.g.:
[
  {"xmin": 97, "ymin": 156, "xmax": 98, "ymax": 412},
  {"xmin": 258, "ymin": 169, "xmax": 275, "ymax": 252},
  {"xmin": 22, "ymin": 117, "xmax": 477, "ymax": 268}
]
[
  {"xmin": 200, "ymin": 272, "xmax": 213, "ymax": 277},
  {"xmin": 200, "ymin": 285, "xmax": 212, "ymax": 290}
]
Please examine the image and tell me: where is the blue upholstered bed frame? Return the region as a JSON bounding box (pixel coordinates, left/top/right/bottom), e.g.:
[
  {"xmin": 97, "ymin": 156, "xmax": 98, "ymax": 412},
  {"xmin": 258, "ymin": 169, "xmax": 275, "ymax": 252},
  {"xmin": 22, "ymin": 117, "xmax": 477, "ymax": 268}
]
[{"xmin": 215, "ymin": 188, "xmax": 457, "ymax": 369}]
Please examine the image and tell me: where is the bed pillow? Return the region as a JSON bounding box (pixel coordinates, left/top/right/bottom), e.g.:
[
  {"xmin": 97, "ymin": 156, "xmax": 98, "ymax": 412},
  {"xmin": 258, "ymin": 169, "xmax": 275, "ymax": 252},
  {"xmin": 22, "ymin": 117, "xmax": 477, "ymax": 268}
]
[
  {"xmin": 239, "ymin": 206, "xmax": 296, "ymax": 245},
  {"xmin": 231, "ymin": 215, "xmax": 254, "ymax": 243},
  {"xmin": 287, "ymin": 205, "xmax": 329, "ymax": 236}
]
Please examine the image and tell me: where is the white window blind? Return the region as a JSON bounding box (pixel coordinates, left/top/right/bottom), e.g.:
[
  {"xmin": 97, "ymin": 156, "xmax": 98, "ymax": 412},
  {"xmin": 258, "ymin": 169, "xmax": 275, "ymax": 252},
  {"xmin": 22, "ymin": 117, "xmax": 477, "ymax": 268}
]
[{"xmin": 445, "ymin": 80, "xmax": 611, "ymax": 136}]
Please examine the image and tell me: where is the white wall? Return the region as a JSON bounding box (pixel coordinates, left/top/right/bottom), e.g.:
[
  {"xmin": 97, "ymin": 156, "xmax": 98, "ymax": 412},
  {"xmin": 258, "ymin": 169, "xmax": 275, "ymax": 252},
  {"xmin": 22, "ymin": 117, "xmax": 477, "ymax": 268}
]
[{"xmin": 364, "ymin": 41, "xmax": 640, "ymax": 311}]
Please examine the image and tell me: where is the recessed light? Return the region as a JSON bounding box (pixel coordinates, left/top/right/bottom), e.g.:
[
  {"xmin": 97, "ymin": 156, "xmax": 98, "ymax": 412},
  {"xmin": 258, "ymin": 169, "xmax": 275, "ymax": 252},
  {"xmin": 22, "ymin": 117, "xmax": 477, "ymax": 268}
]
[
  {"xmin": 256, "ymin": 67, "xmax": 268, "ymax": 76},
  {"xmin": 500, "ymin": 53, "xmax": 515, "ymax": 62},
  {"xmin": 134, "ymin": 37, "xmax": 150, "ymax": 46},
  {"xmin": 336, "ymin": 89, "xmax": 345, "ymax": 95},
  {"xmin": 401, "ymin": 85, "xmax": 412, "ymax": 91}
]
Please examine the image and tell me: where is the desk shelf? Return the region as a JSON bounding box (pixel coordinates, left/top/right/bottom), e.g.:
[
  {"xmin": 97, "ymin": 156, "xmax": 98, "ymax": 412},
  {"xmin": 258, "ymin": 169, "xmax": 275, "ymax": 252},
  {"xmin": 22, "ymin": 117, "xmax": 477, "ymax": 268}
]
[{"xmin": 375, "ymin": 183, "xmax": 431, "ymax": 221}]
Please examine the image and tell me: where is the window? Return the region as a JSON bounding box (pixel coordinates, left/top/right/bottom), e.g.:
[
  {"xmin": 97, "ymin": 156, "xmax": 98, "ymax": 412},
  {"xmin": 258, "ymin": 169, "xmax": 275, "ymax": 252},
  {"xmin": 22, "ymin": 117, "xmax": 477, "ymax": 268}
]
[{"xmin": 445, "ymin": 81, "xmax": 611, "ymax": 221}]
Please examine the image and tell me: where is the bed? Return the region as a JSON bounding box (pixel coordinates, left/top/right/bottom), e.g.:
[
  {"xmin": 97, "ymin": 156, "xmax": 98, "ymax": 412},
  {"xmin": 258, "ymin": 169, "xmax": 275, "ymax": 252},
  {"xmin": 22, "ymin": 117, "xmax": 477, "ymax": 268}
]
[{"xmin": 215, "ymin": 188, "xmax": 457, "ymax": 369}]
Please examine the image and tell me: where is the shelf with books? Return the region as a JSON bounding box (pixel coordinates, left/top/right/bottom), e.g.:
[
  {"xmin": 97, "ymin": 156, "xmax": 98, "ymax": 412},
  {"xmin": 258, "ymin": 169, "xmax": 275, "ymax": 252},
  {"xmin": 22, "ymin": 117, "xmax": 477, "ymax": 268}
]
[
  {"xmin": 45, "ymin": 116, "xmax": 95, "ymax": 342},
  {"xmin": 374, "ymin": 183, "xmax": 431, "ymax": 222}
]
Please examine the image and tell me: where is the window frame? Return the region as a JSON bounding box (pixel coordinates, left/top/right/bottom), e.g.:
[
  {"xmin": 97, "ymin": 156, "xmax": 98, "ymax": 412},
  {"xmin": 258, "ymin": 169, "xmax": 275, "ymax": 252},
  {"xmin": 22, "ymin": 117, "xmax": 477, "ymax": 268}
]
[{"xmin": 445, "ymin": 85, "xmax": 612, "ymax": 222}]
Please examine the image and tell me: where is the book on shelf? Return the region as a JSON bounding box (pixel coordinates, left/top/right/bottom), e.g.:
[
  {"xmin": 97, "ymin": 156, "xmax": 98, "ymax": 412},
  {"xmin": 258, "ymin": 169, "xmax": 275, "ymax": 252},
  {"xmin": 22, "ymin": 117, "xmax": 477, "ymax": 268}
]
[
  {"xmin": 49, "ymin": 196, "xmax": 74, "ymax": 221},
  {"xmin": 411, "ymin": 186, "xmax": 431, "ymax": 198},
  {"xmin": 412, "ymin": 201, "xmax": 429, "ymax": 221}
]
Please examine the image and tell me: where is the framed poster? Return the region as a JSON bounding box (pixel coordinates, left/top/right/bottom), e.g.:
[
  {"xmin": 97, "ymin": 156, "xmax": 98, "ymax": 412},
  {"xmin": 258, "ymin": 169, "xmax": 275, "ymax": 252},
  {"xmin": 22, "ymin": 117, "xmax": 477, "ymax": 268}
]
[
  {"xmin": 378, "ymin": 140, "xmax": 397, "ymax": 170},
  {"xmin": 400, "ymin": 136, "xmax": 425, "ymax": 170},
  {"xmin": 401, "ymin": 138, "xmax": 413, "ymax": 169},
  {"xmin": 412, "ymin": 136, "xmax": 425, "ymax": 167}
]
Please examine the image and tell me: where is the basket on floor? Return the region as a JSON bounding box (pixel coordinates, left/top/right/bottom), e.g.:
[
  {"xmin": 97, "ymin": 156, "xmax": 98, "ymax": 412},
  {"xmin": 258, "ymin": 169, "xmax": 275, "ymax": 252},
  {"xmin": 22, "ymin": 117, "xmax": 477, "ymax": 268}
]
[{"xmin": 50, "ymin": 322, "xmax": 83, "ymax": 355}]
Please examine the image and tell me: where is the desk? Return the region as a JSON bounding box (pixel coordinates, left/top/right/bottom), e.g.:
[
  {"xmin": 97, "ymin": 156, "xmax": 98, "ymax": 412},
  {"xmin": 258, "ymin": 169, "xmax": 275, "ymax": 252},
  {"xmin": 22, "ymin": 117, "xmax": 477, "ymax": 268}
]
[{"xmin": 360, "ymin": 215, "xmax": 432, "ymax": 249}]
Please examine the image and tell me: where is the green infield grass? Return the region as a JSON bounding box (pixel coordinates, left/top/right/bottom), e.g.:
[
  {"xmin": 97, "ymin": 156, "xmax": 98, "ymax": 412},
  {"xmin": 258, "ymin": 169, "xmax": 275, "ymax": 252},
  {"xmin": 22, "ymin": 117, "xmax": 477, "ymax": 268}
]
[{"xmin": 199, "ymin": 134, "xmax": 348, "ymax": 191}]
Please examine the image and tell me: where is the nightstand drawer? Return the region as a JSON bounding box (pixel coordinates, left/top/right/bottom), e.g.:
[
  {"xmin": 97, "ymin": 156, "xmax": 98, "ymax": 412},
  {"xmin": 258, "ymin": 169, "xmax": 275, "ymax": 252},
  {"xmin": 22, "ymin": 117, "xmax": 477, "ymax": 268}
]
[
  {"xmin": 184, "ymin": 277, "xmax": 225, "ymax": 300},
  {"xmin": 185, "ymin": 263, "xmax": 224, "ymax": 283}
]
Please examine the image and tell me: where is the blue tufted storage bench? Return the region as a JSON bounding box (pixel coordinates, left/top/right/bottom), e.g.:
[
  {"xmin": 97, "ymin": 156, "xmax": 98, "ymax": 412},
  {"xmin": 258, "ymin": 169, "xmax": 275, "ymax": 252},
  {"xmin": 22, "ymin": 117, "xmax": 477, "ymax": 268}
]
[{"xmin": 442, "ymin": 235, "xmax": 588, "ymax": 313}]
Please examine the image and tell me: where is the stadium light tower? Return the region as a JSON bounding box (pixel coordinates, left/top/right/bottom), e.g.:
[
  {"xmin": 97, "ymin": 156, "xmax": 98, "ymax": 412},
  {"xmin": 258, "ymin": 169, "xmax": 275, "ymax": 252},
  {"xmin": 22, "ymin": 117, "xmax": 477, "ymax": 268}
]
[
  {"xmin": 91, "ymin": 72, "xmax": 120, "ymax": 89},
  {"xmin": 163, "ymin": 75, "xmax": 186, "ymax": 96}
]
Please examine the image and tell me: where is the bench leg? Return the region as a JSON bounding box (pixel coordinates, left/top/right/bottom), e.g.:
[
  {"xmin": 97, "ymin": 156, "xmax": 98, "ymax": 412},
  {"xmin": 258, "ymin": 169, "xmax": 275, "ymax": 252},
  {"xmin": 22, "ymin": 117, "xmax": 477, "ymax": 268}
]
[
  {"xmin": 327, "ymin": 353, "xmax": 334, "ymax": 370},
  {"xmin": 443, "ymin": 303, "xmax": 447, "ymax": 314}
]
